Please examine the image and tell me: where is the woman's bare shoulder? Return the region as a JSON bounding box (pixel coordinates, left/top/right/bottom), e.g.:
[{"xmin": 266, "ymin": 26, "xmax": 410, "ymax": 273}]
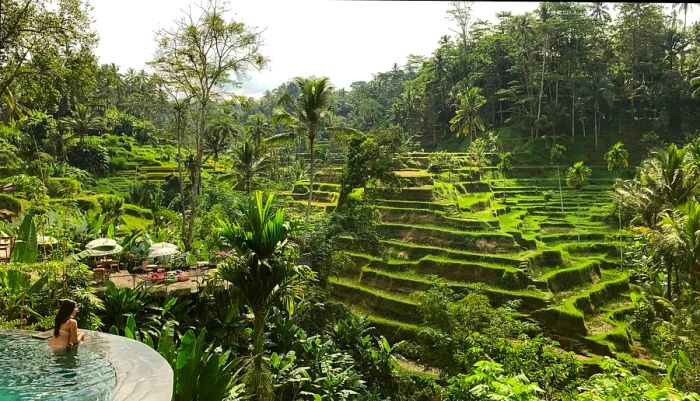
[{"xmin": 69, "ymin": 319, "xmax": 78, "ymax": 327}]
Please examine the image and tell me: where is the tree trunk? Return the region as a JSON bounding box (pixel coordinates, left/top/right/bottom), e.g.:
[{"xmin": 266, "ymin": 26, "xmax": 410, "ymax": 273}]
[
  {"xmin": 557, "ymin": 166, "xmax": 564, "ymax": 213},
  {"xmin": 251, "ymin": 309, "xmax": 271, "ymax": 401},
  {"xmin": 186, "ymin": 101, "xmax": 207, "ymax": 252},
  {"xmin": 594, "ymin": 104, "xmax": 599, "ymax": 150},
  {"xmin": 571, "ymin": 86, "xmax": 576, "ymax": 137},
  {"xmin": 667, "ymin": 262, "xmax": 672, "ymax": 300},
  {"xmin": 306, "ymin": 128, "xmax": 316, "ymax": 225},
  {"xmin": 536, "ymin": 38, "xmax": 547, "ymax": 139},
  {"xmin": 577, "ymin": 193, "xmax": 581, "ymax": 243},
  {"xmin": 175, "ymin": 106, "xmax": 188, "ymax": 248}
]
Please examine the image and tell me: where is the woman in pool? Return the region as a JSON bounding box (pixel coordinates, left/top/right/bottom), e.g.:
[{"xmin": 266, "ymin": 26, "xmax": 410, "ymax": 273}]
[{"xmin": 48, "ymin": 299, "xmax": 85, "ymax": 348}]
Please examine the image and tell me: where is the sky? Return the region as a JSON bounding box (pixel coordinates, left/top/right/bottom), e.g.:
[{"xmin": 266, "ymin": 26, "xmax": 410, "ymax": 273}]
[{"xmin": 91, "ymin": 1, "xmax": 699, "ymax": 98}]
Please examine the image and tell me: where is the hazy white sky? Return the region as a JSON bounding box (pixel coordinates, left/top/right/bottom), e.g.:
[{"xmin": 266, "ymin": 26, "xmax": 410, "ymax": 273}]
[{"xmin": 90, "ymin": 1, "xmax": 698, "ymax": 98}]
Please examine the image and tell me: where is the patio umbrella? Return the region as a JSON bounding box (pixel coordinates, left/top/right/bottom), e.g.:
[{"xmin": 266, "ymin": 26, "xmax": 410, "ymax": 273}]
[
  {"xmin": 149, "ymin": 242, "xmax": 178, "ymax": 251},
  {"xmin": 76, "ymin": 244, "xmax": 124, "ymax": 259},
  {"xmin": 37, "ymin": 235, "xmax": 59, "ymax": 245},
  {"xmin": 86, "ymin": 238, "xmax": 118, "ymax": 249},
  {"xmin": 148, "ymin": 246, "xmax": 180, "ymax": 258}
]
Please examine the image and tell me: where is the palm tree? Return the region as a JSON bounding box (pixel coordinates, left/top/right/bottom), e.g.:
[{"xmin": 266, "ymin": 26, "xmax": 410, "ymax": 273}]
[
  {"xmin": 659, "ymin": 200, "xmax": 700, "ymax": 297},
  {"xmin": 205, "ymin": 114, "xmax": 238, "ymax": 170},
  {"xmin": 640, "ymin": 144, "xmax": 700, "ymax": 208},
  {"xmin": 217, "ymin": 192, "xmax": 315, "ymax": 400},
  {"xmin": 245, "ymin": 112, "xmax": 274, "ymax": 152},
  {"xmin": 550, "ymin": 144, "xmax": 566, "ymax": 213},
  {"xmin": 450, "ymin": 86, "xmax": 487, "ymax": 143},
  {"xmin": 673, "ymin": 2, "xmax": 694, "ymax": 32},
  {"xmin": 497, "ymin": 152, "xmax": 514, "ymax": 205},
  {"xmin": 605, "ymin": 142, "xmax": 630, "ymax": 261},
  {"xmin": 230, "ymin": 136, "xmax": 270, "ymax": 194},
  {"xmin": 613, "ymin": 179, "xmax": 664, "ymax": 228},
  {"xmin": 566, "ymin": 161, "xmax": 592, "ymax": 243},
  {"xmin": 589, "ymin": 2, "xmax": 611, "ymax": 23},
  {"xmin": 62, "ymin": 104, "xmax": 102, "ymax": 146},
  {"xmin": 583, "ymin": 73, "xmax": 612, "ymax": 150},
  {"xmin": 272, "ymin": 77, "xmax": 334, "ymax": 224}
]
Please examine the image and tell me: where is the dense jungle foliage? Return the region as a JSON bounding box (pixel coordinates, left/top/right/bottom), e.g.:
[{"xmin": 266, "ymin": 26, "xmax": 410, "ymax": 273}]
[{"xmin": 2, "ymin": 0, "xmax": 700, "ymax": 400}]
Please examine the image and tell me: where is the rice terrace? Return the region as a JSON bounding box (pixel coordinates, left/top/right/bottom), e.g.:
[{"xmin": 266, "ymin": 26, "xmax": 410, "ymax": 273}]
[{"xmin": 2, "ymin": 1, "xmax": 700, "ymax": 400}]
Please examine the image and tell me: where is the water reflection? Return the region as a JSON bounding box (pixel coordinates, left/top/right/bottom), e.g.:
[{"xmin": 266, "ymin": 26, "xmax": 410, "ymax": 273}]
[{"xmin": 51, "ymin": 345, "xmax": 80, "ymax": 384}]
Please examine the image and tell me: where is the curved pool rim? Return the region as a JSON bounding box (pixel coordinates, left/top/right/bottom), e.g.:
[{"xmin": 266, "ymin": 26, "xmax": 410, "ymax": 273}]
[{"xmin": 0, "ymin": 329, "xmax": 173, "ymax": 401}]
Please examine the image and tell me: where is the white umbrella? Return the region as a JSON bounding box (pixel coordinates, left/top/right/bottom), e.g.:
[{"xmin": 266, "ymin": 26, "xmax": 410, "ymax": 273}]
[
  {"xmin": 77, "ymin": 244, "xmax": 124, "ymax": 258},
  {"xmin": 148, "ymin": 246, "xmax": 180, "ymax": 258},
  {"xmin": 150, "ymin": 242, "xmax": 178, "ymax": 251},
  {"xmin": 37, "ymin": 235, "xmax": 59, "ymax": 245},
  {"xmin": 86, "ymin": 238, "xmax": 118, "ymax": 249}
]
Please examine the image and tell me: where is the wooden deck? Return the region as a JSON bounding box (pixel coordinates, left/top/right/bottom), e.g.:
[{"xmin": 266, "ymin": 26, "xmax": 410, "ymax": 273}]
[{"xmin": 97, "ymin": 269, "xmax": 219, "ymax": 295}]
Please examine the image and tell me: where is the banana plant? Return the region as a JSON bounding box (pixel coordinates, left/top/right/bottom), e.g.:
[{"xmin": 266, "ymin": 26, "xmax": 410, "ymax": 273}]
[
  {"xmin": 0, "ymin": 269, "xmax": 49, "ymax": 325},
  {"xmin": 111, "ymin": 318, "xmax": 246, "ymax": 401},
  {"xmin": 9, "ymin": 211, "xmax": 38, "ymax": 263}
]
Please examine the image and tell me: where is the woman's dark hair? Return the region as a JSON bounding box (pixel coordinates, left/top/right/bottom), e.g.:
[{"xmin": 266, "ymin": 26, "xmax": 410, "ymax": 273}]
[{"xmin": 54, "ymin": 299, "xmax": 77, "ymax": 338}]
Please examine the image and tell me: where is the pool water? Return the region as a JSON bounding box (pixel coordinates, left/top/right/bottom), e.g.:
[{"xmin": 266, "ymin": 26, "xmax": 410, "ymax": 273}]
[{"xmin": 0, "ymin": 333, "xmax": 116, "ymax": 401}]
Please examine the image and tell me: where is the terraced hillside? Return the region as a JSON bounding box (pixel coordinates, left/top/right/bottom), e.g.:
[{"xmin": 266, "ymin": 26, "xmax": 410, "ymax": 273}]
[{"xmin": 290, "ymin": 150, "xmax": 649, "ymax": 370}]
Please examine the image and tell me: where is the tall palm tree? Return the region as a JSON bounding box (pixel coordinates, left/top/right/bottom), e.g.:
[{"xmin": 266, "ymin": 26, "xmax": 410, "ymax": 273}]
[
  {"xmin": 659, "ymin": 200, "xmax": 700, "ymax": 297},
  {"xmin": 640, "ymin": 144, "xmax": 700, "ymax": 208},
  {"xmin": 605, "ymin": 142, "xmax": 630, "ymax": 261},
  {"xmin": 230, "ymin": 136, "xmax": 270, "ymax": 194},
  {"xmin": 566, "ymin": 161, "xmax": 592, "ymax": 243},
  {"xmin": 613, "ymin": 179, "xmax": 664, "ymax": 228},
  {"xmin": 583, "ymin": 73, "xmax": 612, "ymax": 150},
  {"xmin": 450, "ymin": 86, "xmax": 487, "ymax": 143},
  {"xmin": 272, "ymin": 77, "xmax": 334, "ymax": 224},
  {"xmin": 205, "ymin": 114, "xmax": 238, "ymax": 170},
  {"xmin": 62, "ymin": 104, "xmax": 102, "ymax": 146},
  {"xmin": 217, "ymin": 192, "xmax": 315, "ymax": 400},
  {"xmin": 589, "ymin": 2, "xmax": 611, "ymax": 23},
  {"xmin": 245, "ymin": 112, "xmax": 274, "ymax": 152}
]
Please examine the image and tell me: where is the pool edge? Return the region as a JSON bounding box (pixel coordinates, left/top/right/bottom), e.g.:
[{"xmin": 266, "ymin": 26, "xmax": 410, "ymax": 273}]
[{"xmin": 0, "ymin": 329, "xmax": 173, "ymax": 401}]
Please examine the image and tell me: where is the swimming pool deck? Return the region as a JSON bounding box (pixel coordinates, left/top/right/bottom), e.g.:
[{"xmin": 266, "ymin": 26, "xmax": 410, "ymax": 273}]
[
  {"xmin": 0, "ymin": 330, "xmax": 173, "ymax": 401},
  {"xmin": 99, "ymin": 268, "xmax": 218, "ymax": 294}
]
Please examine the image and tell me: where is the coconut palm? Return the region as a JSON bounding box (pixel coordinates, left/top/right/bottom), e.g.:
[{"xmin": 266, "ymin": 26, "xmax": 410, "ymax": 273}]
[
  {"xmin": 216, "ymin": 192, "xmax": 315, "ymax": 400},
  {"xmin": 589, "ymin": 2, "xmax": 611, "ymax": 23},
  {"xmin": 245, "ymin": 113, "xmax": 274, "ymax": 152},
  {"xmin": 613, "ymin": 179, "xmax": 664, "ymax": 228},
  {"xmin": 450, "ymin": 86, "xmax": 487, "ymax": 143},
  {"xmin": 271, "ymin": 77, "xmax": 334, "ymax": 224},
  {"xmin": 659, "ymin": 200, "xmax": 700, "ymax": 297},
  {"xmin": 606, "ymin": 142, "xmax": 630, "ymax": 261},
  {"xmin": 497, "ymin": 152, "xmax": 514, "ymax": 205},
  {"xmin": 583, "ymin": 73, "xmax": 612, "ymax": 150},
  {"xmin": 566, "ymin": 161, "xmax": 592, "ymax": 243},
  {"xmin": 62, "ymin": 104, "xmax": 102, "ymax": 145},
  {"xmin": 640, "ymin": 144, "xmax": 700, "ymax": 208},
  {"xmin": 230, "ymin": 136, "xmax": 270, "ymax": 194}
]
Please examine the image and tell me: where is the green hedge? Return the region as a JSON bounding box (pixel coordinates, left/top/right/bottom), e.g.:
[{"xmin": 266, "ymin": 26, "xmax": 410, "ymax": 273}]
[
  {"xmin": 122, "ymin": 203, "xmax": 154, "ymax": 220},
  {"xmin": 541, "ymin": 260, "xmax": 601, "ymax": 292},
  {"xmin": 330, "ymin": 280, "xmax": 421, "ymax": 324},
  {"xmin": 46, "ymin": 178, "xmax": 82, "ymax": 197},
  {"xmin": 0, "ymin": 194, "xmax": 22, "ymax": 214},
  {"xmin": 530, "ymin": 307, "xmax": 587, "ymax": 338}
]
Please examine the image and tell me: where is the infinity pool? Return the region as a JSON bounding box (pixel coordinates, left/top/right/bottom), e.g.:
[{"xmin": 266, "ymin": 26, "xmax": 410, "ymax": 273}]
[
  {"xmin": 0, "ymin": 333, "xmax": 115, "ymax": 401},
  {"xmin": 0, "ymin": 330, "xmax": 173, "ymax": 401}
]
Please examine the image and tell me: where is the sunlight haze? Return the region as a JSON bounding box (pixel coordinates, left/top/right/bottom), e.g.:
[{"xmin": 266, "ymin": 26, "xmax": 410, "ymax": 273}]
[
  {"xmin": 91, "ymin": 1, "xmax": 539, "ymax": 97},
  {"xmin": 91, "ymin": 1, "xmax": 699, "ymax": 98}
]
